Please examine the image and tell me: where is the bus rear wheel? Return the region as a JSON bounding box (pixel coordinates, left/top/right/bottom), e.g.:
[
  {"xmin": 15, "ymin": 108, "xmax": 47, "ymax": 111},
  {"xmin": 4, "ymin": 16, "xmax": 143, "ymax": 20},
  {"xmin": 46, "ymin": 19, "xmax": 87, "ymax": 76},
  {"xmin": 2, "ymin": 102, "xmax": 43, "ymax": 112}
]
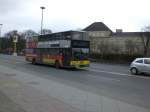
[
  {"xmin": 32, "ymin": 59, "xmax": 36, "ymax": 65},
  {"xmin": 55, "ymin": 61, "xmax": 60, "ymax": 69}
]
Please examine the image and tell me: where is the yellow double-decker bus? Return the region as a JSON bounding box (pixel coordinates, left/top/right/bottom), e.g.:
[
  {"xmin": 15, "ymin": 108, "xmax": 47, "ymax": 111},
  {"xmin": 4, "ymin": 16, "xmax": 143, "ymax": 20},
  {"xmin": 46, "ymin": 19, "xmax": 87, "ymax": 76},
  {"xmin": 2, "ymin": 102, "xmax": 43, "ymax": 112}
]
[{"xmin": 25, "ymin": 31, "xmax": 90, "ymax": 68}]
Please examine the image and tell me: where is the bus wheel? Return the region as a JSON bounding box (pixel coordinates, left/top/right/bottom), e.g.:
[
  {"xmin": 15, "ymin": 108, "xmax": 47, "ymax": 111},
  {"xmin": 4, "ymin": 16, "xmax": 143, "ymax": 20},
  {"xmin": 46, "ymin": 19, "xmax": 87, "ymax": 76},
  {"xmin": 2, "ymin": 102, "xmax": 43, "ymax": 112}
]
[
  {"xmin": 32, "ymin": 59, "xmax": 36, "ymax": 65},
  {"xmin": 55, "ymin": 61, "xmax": 60, "ymax": 69}
]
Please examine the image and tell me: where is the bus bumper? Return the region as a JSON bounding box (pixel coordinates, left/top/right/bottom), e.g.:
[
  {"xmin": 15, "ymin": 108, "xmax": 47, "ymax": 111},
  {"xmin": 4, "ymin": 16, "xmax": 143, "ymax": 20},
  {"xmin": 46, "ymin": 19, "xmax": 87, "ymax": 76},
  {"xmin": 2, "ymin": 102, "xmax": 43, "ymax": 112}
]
[{"xmin": 70, "ymin": 60, "xmax": 90, "ymax": 68}]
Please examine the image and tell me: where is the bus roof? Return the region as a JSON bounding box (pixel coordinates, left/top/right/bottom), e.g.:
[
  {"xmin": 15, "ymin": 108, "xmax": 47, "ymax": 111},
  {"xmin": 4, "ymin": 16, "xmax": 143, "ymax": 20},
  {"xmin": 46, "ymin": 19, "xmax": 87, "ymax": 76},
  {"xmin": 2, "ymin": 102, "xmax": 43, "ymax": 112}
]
[
  {"xmin": 38, "ymin": 30, "xmax": 87, "ymax": 41},
  {"xmin": 39, "ymin": 30, "xmax": 86, "ymax": 36}
]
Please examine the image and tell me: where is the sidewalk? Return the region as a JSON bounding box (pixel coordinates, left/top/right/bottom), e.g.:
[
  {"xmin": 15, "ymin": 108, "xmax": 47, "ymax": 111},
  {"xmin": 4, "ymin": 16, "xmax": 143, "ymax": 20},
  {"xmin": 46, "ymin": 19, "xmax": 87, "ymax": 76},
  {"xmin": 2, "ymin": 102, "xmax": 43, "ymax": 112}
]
[
  {"xmin": 0, "ymin": 73, "xmax": 79, "ymax": 112},
  {"xmin": 0, "ymin": 90, "xmax": 25, "ymax": 112}
]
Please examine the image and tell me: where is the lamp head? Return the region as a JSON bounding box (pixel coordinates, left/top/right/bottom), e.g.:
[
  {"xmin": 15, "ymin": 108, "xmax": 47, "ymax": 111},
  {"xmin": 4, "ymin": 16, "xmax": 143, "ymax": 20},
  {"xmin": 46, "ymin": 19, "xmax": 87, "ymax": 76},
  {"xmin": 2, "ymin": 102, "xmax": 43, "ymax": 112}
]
[{"xmin": 40, "ymin": 6, "xmax": 45, "ymax": 9}]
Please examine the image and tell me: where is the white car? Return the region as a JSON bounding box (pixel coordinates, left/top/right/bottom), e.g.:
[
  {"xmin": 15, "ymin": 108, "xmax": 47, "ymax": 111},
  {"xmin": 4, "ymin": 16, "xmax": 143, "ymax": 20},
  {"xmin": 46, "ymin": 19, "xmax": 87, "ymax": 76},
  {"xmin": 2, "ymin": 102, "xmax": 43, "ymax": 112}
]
[{"xmin": 130, "ymin": 58, "xmax": 150, "ymax": 75}]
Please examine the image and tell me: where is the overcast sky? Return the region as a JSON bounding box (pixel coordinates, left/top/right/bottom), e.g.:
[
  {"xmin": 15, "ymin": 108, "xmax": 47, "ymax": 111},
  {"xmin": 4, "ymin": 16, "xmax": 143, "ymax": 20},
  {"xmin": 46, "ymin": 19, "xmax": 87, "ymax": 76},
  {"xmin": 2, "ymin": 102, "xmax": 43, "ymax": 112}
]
[{"xmin": 0, "ymin": 0, "xmax": 150, "ymax": 35}]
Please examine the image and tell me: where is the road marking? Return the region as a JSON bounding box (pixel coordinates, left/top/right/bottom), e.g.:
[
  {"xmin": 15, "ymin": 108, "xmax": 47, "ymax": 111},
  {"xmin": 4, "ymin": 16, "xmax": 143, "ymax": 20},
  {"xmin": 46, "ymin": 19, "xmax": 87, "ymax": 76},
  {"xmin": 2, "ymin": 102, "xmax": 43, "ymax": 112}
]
[
  {"xmin": 88, "ymin": 74, "xmax": 121, "ymax": 82},
  {"xmin": 88, "ymin": 68, "xmax": 150, "ymax": 80},
  {"xmin": 88, "ymin": 68, "xmax": 132, "ymax": 76}
]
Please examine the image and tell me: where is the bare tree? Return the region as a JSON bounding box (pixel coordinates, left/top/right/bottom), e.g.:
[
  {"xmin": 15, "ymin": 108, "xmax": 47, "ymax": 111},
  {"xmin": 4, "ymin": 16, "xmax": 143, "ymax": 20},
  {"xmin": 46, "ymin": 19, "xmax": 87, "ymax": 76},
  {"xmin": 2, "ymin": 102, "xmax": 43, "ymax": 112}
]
[
  {"xmin": 21, "ymin": 30, "xmax": 38, "ymax": 39},
  {"xmin": 76, "ymin": 28, "xmax": 82, "ymax": 31},
  {"xmin": 110, "ymin": 43, "xmax": 120, "ymax": 54},
  {"xmin": 3, "ymin": 30, "xmax": 26, "ymax": 54},
  {"xmin": 4, "ymin": 30, "xmax": 18, "ymax": 38},
  {"xmin": 97, "ymin": 40, "xmax": 110, "ymax": 57},
  {"xmin": 125, "ymin": 39, "xmax": 136, "ymax": 55},
  {"xmin": 141, "ymin": 26, "xmax": 150, "ymax": 56},
  {"xmin": 141, "ymin": 26, "xmax": 150, "ymax": 32},
  {"xmin": 39, "ymin": 29, "xmax": 52, "ymax": 35}
]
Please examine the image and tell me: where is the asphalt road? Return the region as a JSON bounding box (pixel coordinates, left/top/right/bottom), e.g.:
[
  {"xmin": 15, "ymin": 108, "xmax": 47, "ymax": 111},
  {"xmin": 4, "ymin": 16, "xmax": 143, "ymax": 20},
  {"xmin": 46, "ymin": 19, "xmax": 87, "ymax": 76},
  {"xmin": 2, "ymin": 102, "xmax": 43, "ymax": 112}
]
[{"xmin": 0, "ymin": 54, "xmax": 150, "ymax": 109}]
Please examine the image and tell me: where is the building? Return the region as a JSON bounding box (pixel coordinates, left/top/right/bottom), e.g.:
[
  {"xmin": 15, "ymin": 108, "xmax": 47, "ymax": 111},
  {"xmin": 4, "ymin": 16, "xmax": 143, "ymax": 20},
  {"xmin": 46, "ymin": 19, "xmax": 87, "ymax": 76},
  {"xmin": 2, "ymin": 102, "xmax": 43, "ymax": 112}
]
[
  {"xmin": 83, "ymin": 22, "xmax": 112, "ymax": 37},
  {"xmin": 83, "ymin": 22, "xmax": 150, "ymax": 56},
  {"xmin": 83, "ymin": 22, "xmax": 112, "ymax": 53}
]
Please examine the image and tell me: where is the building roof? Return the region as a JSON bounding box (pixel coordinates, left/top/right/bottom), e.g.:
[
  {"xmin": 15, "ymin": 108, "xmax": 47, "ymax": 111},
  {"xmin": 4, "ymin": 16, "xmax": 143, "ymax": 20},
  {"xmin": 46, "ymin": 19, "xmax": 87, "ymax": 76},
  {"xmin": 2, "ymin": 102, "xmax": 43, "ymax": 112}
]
[
  {"xmin": 83, "ymin": 22, "xmax": 112, "ymax": 32},
  {"xmin": 113, "ymin": 32, "xmax": 141, "ymax": 37},
  {"xmin": 113, "ymin": 32, "xmax": 150, "ymax": 37}
]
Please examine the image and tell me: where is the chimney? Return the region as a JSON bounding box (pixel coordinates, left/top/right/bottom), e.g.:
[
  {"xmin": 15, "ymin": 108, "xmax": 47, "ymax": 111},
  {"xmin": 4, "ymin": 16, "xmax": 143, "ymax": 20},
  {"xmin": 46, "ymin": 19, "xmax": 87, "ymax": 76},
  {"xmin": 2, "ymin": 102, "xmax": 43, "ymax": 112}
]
[{"xmin": 116, "ymin": 29, "xmax": 123, "ymax": 33}]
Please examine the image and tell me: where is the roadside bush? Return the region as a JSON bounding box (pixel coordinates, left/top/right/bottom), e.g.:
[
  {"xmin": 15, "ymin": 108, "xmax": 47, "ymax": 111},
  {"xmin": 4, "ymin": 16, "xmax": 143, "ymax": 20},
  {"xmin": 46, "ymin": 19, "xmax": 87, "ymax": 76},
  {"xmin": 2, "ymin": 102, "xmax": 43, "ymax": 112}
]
[{"xmin": 90, "ymin": 53, "xmax": 143, "ymax": 64}]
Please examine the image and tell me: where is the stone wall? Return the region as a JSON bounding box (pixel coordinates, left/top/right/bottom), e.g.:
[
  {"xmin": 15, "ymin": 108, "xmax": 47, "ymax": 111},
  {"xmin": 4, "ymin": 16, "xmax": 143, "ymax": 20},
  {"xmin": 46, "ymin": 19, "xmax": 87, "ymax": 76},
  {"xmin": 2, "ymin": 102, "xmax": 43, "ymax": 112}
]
[{"xmin": 89, "ymin": 33, "xmax": 145, "ymax": 56}]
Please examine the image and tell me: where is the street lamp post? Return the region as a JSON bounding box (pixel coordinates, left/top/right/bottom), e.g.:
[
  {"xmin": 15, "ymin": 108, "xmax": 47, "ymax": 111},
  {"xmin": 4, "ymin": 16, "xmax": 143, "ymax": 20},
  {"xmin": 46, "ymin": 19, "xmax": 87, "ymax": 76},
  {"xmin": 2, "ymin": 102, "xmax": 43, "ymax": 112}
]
[
  {"xmin": 0, "ymin": 24, "xmax": 3, "ymax": 37},
  {"xmin": 13, "ymin": 35, "xmax": 18, "ymax": 56},
  {"xmin": 40, "ymin": 6, "xmax": 45, "ymax": 35},
  {"xmin": 0, "ymin": 24, "xmax": 2, "ymax": 53},
  {"xmin": 13, "ymin": 31, "xmax": 18, "ymax": 56}
]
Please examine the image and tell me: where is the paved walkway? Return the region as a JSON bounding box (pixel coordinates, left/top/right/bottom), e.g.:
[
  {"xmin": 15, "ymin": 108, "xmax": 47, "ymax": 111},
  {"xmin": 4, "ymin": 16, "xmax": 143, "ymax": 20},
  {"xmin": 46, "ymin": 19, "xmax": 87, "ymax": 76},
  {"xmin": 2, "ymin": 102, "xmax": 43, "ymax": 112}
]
[
  {"xmin": 0, "ymin": 90, "xmax": 26, "ymax": 112},
  {"xmin": 0, "ymin": 73, "xmax": 79, "ymax": 112},
  {"xmin": 0, "ymin": 65, "xmax": 149, "ymax": 112}
]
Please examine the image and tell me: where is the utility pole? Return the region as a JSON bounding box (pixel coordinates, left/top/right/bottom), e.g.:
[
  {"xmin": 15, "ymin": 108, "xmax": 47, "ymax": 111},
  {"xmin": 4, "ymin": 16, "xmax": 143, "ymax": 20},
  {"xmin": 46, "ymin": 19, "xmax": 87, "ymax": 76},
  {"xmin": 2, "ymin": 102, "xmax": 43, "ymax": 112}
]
[
  {"xmin": 40, "ymin": 6, "xmax": 45, "ymax": 35},
  {"xmin": 0, "ymin": 24, "xmax": 3, "ymax": 53}
]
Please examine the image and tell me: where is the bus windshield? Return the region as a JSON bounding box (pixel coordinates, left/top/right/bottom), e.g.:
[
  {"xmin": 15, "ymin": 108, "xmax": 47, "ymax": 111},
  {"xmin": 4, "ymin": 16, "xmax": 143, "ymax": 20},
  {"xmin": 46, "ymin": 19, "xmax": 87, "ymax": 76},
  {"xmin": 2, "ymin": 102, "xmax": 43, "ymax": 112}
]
[{"xmin": 72, "ymin": 48, "xmax": 89, "ymax": 60}]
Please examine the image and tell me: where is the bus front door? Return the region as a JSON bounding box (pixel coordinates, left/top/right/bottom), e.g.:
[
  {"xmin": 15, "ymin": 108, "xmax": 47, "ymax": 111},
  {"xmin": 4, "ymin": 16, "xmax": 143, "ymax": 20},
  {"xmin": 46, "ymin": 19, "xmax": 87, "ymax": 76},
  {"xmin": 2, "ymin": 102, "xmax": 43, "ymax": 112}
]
[{"xmin": 62, "ymin": 49, "xmax": 71, "ymax": 66}]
